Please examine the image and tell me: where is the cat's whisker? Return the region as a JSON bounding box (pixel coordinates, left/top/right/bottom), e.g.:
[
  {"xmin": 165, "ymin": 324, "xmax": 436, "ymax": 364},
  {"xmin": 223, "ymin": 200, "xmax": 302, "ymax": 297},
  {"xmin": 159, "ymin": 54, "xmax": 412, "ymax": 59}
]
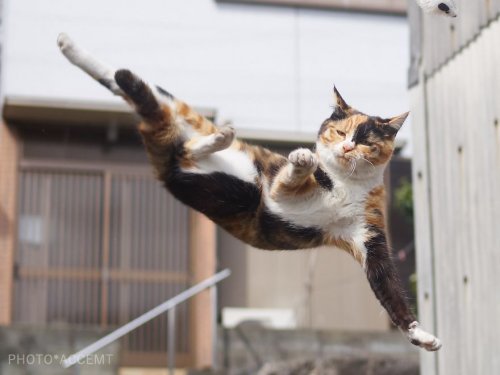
[
  {"xmin": 360, "ymin": 157, "xmax": 376, "ymax": 170},
  {"xmin": 348, "ymin": 158, "xmax": 357, "ymax": 177}
]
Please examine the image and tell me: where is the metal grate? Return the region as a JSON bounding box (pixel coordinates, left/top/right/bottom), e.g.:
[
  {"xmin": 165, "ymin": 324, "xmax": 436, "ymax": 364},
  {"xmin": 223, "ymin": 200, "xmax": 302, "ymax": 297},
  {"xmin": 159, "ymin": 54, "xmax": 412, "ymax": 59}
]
[{"xmin": 14, "ymin": 165, "xmax": 191, "ymax": 366}]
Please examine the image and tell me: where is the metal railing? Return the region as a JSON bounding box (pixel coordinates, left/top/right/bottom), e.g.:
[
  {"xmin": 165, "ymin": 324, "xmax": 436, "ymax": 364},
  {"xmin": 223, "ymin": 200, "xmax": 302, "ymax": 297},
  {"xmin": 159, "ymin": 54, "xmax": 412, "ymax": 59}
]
[{"xmin": 62, "ymin": 269, "xmax": 231, "ymax": 373}]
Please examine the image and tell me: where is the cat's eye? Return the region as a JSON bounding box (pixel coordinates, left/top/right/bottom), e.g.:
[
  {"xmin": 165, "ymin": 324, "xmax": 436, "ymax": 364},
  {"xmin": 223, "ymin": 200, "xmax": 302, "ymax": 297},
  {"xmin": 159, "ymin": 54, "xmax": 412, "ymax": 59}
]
[
  {"xmin": 370, "ymin": 145, "xmax": 379, "ymax": 152},
  {"xmin": 336, "ymin": 130, "xmax": 346, "ymax": 137}
]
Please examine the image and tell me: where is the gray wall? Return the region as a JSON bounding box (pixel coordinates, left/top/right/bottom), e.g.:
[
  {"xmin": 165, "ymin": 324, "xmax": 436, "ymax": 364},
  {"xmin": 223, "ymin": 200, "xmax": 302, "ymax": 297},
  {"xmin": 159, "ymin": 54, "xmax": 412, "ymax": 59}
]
[{"xmin": 409, "ymin": 2, "xmax": 500, "ymax": 374}]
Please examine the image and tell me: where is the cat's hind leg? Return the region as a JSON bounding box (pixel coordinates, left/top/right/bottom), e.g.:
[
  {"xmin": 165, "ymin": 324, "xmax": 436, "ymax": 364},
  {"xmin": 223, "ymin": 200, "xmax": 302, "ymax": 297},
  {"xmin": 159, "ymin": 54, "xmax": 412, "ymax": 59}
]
[
  {"xmin": 184, "ymin": 125, "xmax": 235, "ymax": 160},
  {"xmin": 58, "ymin": 33, "xmax": 172, "ymax": 126},
  {"xmin": 58, "ymin": 33, "xmax": 124, "ymax": 96},
  {"xmin": 58, "ymin": 33, "xmax": 217, "ymax": 139}
]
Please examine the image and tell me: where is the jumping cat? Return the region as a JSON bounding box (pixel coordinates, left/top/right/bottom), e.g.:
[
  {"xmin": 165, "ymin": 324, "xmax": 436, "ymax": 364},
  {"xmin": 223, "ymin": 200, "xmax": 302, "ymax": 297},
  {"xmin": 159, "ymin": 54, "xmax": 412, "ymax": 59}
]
[{"xmin": 58, "ymin": 33, "xmax": 441, "ymax": 351}]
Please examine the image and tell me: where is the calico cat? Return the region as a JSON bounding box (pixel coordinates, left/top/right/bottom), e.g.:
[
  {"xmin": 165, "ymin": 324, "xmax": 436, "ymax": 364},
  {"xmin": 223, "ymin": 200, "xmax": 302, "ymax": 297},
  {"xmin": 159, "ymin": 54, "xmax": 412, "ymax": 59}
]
[{"xmin": 58, "ymin": 33, "xmax": 441, "ymax": 351}]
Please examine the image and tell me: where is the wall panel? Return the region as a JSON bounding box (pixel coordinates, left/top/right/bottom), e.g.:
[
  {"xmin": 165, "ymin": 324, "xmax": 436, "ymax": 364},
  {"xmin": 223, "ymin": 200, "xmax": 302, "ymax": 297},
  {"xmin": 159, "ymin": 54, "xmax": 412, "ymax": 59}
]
[{"xmin": 411, "ymin": 17, "xmax": 500, "ymax": 375}]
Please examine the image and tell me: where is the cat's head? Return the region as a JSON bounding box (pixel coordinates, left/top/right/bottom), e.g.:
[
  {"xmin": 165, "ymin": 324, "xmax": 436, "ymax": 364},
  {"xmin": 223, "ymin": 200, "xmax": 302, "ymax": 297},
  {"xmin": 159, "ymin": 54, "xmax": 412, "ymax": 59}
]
[{"xmin": 316, "ymin": 87, "xmax": 408, "ymax": 178}]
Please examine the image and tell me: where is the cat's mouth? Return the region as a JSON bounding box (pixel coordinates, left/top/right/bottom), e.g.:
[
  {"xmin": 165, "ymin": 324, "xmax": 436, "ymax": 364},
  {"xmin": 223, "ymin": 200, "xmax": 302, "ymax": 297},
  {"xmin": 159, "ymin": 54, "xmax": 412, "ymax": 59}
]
[
  {"xmin": 335, "ymin": 153, "xmax": 355, "ymax": 168},
  {"xmin": 336, "ymin": 153, "xmax": 354, "ymax": 162}
]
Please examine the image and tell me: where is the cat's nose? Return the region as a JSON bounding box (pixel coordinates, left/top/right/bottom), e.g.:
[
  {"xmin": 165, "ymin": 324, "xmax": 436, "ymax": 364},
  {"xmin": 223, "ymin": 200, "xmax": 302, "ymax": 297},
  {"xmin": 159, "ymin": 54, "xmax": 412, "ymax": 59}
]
[{"xmin": 343, "ymin": 143, "xmax": 355, "ymax": 153}]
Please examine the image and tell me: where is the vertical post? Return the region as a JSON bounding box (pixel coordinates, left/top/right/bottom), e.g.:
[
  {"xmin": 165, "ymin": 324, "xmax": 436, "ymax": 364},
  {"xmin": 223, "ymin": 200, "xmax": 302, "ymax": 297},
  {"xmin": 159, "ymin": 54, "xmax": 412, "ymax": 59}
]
[
  {"xmin": 0, "ymin": 123, "xmax": 19, "ymax": 325},
  {"xmin": 210, "ymin": 285, "xmax": 218, "ymax": 371},
  {"xmin": 100, "ymin": 172, "xmax": 112, "ymax": 328},
  {"xmin": 168, "ymin": 307, "xmax": 176, "ymax": 375},
  {"xmin": 188, "ymin": 211, "xmax": 216, "ymax": 368}
]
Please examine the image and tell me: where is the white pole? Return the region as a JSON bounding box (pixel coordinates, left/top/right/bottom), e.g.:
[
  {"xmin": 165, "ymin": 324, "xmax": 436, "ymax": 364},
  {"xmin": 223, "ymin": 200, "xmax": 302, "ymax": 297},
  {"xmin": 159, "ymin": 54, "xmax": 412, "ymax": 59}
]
[{"xmin": 168, "ymin": 307, "xmax": 176, "ymax": 375}]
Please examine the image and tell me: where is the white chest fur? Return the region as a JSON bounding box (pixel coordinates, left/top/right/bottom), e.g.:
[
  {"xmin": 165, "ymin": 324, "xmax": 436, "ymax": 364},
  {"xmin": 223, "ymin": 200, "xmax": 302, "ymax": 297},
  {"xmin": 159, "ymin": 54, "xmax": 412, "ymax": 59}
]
[{"xmin": 264, "ymin": 171, "xmax": 382, "ymax": 239}]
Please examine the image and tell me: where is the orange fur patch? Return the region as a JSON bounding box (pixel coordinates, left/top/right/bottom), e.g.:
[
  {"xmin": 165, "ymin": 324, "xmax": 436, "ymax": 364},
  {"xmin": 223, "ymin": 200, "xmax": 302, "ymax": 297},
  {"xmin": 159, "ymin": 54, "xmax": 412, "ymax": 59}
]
[
  {"xmin": 270, "ymin": 173, "xmax": 317, "ymax": 200},
  {"xmin": 325, "ymin": 236, "xmax": 365, "ymax": 264},
  {"xmin": 365, "ymin": 186, "xmax": 387, "ymax": 229},
  {"xmin": 176, "ymin": 101, "xmax": 216, "ymax": 135}
]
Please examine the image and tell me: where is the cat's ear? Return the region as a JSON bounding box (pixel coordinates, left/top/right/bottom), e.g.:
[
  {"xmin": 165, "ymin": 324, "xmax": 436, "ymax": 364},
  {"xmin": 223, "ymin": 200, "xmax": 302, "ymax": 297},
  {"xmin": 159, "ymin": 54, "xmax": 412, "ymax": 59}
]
[
  {"xmin": 333, "ymin": 86, "xmax": 350, "ymax": 111},
  {"xmin": 383, "ymin": 112, "xmax": 409, "ymax": 137},
  {"xmin": 331, "ymin": 86, "xmax": 350, "ymax": 120}
]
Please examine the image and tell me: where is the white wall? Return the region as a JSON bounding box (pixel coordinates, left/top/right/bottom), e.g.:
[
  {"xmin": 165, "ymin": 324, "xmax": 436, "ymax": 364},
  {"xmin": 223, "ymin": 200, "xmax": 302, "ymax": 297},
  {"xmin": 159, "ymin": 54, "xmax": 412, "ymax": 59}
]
[{"xmin": 2, "ymin": 0, "xmax": 411, "ymax": 153}]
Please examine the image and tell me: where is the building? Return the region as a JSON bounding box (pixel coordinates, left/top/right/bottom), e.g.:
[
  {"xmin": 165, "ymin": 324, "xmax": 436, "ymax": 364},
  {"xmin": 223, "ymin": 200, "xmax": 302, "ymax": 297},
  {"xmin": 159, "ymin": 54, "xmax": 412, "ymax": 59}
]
[
  {"xmin": 408, "ymin": 0, "xmax": 500, "ymax": 374},
  {"xmin": 0, "ymin": 0, "xmax": 411, "ymax": 370}
]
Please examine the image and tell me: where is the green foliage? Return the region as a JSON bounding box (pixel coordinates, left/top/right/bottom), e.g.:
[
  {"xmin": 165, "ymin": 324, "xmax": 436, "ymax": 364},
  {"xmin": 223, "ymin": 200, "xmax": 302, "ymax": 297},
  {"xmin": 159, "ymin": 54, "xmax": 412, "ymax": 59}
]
[{"xmin": 393, "ymin": 178, "xmax": 414, "ymax": 223}]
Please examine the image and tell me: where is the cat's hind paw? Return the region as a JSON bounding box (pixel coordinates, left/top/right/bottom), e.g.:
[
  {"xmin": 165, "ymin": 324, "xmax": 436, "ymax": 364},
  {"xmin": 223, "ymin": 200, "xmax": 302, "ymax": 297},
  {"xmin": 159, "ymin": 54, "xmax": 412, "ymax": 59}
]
[
  {"xmin": 407, "ymin": 321, "xmax": 442, "ymax": 351},
  {"xmin": 57, "ymin": 33, "xmax": 74, "ymax": 51},
  {"xmin": 288, "ymin": 149, "xmax": 318, "ymax": 170}
]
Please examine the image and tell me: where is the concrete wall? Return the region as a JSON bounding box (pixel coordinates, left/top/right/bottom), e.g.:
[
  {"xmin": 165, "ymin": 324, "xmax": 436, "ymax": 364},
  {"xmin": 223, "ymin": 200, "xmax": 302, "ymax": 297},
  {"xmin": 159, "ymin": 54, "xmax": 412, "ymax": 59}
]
[
  {"xmin": 0, "ymin": 325, "xmax": 119, "ymax": 375},
  {"xmin": 218, "ymin": 326, "xmax": 418, "ymax": 375},
  {"xmin": 2, "ymin": 0, "xmax": 412, "ymax": 152}
]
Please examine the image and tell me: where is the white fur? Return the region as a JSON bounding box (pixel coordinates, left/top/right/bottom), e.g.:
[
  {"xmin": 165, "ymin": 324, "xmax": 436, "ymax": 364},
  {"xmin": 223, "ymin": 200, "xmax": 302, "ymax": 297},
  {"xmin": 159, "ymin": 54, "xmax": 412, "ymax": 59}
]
[
  {"xmin": 415, "ymin": 0, "xmax": 458, "ymax": 17},
  {"xmin": 57, "ymin": 33, "xmax": 124, "ymax": 96},
  {"xmin": 406, "ymin": 321, "xmax": 442, "ymax": 351},
  {"xmin": 288, "ymin": 148, "xmax": 318, "ymax": 170},
  {"xmin": 182, "ymin": 148, "xmax": 258, "ymax": 184},
  {"xmin": 186, "ymin": 127, "xmax": 235, "ymax": 160},
  {"xmin": 264, "ymin": 141, "xmax": 384, "ymax": 251}
]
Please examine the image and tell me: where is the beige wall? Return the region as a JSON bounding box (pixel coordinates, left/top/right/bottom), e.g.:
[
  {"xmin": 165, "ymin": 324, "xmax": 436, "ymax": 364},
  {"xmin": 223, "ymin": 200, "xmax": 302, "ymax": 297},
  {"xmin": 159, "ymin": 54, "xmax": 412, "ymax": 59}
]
[
  {"xmin": 0, "ymin": 123, "xmax": 19, "ymax": 325},
  {"xmin": 218, "ymin": 229, "xmax": 390, "ymax": 332},
  {"xmin": 246, "ymin": 246, "xmax": 390, "ymax": 331}
]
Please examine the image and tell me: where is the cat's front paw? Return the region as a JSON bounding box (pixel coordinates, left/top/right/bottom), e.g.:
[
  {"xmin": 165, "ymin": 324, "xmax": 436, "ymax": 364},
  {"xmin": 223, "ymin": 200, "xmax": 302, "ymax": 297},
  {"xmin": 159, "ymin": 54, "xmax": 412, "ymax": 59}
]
[
  {"xmin": 288, "ymin": 149, "xmax": 318, "ymax": 170},
  {"xmin": 213, "ymin": 126, "xmax": 235, "ymax": 149},
  {"xmin": 407, "ymin": 321, "xmax": 442, "ymax": 351}
]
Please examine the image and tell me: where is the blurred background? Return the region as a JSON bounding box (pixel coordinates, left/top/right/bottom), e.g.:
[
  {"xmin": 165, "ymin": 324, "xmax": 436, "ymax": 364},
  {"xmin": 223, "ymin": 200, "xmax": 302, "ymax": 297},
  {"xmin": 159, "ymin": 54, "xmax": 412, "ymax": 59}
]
[{"xmin": 0, "ymin": 0, "xmax": 498, "ymax": 374}]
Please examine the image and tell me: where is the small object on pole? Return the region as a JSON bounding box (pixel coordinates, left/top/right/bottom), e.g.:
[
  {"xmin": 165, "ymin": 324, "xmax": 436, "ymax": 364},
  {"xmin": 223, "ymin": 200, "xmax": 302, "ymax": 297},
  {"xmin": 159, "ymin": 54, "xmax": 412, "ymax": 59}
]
[{"xmin": 168, "ymin": 307, "xmax": 176, "ymax": 375}]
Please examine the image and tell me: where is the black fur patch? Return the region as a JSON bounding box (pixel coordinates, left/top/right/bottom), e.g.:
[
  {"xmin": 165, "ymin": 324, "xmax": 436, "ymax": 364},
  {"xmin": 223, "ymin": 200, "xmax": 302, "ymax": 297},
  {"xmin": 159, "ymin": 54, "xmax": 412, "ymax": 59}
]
[
  {"xmin": 352, "ymin": 119, "xmax": 385, "ymax": 145},
  {"xmin": 115, "ymin": 69, "xmax": 161, "ymax": 119},
  {"xmin": 330, "ymin": 108, "xmax": 348, "ymax": 122},
  {"xmin": 167, "ymin": 167, "xmax": 261, "ymax": 220},
  {"xmin": 364, "ymin": 224, "xmax": 416, "ymax": 329},
  {"xmin": 314, "ymin": 167, "xmax": 333, "ymax": 191},
  {"xmin": 259, "ymin": 209, "xmax": 323, "ymax": 249},
  {"xmin": 98, "ymin": 78, "xmax": 112, "ymax": 90}
]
